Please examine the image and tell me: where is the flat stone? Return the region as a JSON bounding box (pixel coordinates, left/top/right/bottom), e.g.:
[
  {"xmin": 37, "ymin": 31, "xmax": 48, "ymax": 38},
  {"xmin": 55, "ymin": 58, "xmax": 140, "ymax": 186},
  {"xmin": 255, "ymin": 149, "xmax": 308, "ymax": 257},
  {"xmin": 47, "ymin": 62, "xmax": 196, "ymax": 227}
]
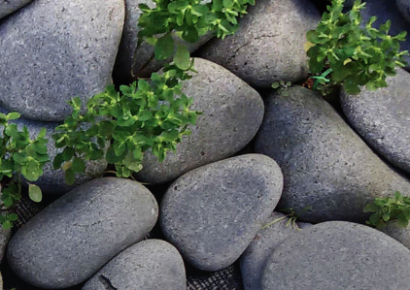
[
  {"xmin": 82, "ymin": 240, "xmax": 186, "ymax": 290},
  {"xmin": 198, "ymin": 0, "xmax": 320, "ymax": 88},
  {"xmin": 254, "ymin": 86, "xmax": 410, "ymax": 223},
  {"xmin": 113, "ymin": 0, "xmax": 212, "ymax": 84},
  {"xmin": 262, "ymin": 221, "xmax": 410, "ymax": 290},
  {"xmin": 0, "ymin": 0, "xmax": 124, "ymax": 121},
  {"xmin": 341, "ymin": 68, "xmax": 410, "ymax": 174},
  {"xmin": 7, "ymin": 178, "xmax": 158, "ymax": 289},
  {"xmin": 0, "ymin": 0, "xmax": 32, "ymax": 20},
  {"xmin": 0, "ymin": 226, "xmax": 10, "ymax": 263},
  {"xmin": 160, "ymin": 154, "xmax": 283, "ymax": 271},
  {"xmin": 136, "ymin": 58, "xmax": 264, "ymax": 184},
  {"xmin": 240, "ymin": 212, "xmax": 301, "ymax": 290}
]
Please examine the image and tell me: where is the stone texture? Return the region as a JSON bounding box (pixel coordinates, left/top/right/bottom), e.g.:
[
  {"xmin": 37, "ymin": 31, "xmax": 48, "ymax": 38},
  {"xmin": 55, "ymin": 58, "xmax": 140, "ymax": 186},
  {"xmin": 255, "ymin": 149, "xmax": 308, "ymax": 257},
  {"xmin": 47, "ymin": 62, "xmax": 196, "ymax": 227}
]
[
  {"xmin": 0, "ymin": 0, "xmax": 32, "ymax": 20},
  {"xmin": 341, "ymin": 69, "xmax": 410, "ymax": 174},
  {"xmin": 0, "ymin": 0, "xmax": 124, "ymax": 121},
  {"xmin": 380, "ymin": 223, "xmax": 410, "ymax": 250},
  {"xmin": 240, "ymin": 212, "xmax": 301, "ymax": 290},
  {"xmin": 397, "ymin": 0, "xmax": 410, "ymax": 23},
  {"xmin": 262, "ymin": 221, "xmax": 410, "ymax": 290},
  {"xmin": 136, "ymin": 58, "xmax": 264, "ymax": 184},
  {"xmin": 0, "ymin": 226, "xmax": 10, "ymax": 264},
  {"xmin": 113, "ymin": 0, "xmax": 212, "ymax": 84},
  {"xmin": 254, "ymin": 86, "xmax": 410, "ymax": 223},
  {"xmin": 198, "ymin": 0, "xmax": 320, "ymax": 88},
  {"xmin": 160, "ymin": 154, "xmax": 283, "ymax": 271},
  {"xmin": 7, "ymin": 178, "xmax": 158, "ymax": 289},
  {"xmin": 82, "ymin": 240, "xmax": 186, "ymax": 290}
]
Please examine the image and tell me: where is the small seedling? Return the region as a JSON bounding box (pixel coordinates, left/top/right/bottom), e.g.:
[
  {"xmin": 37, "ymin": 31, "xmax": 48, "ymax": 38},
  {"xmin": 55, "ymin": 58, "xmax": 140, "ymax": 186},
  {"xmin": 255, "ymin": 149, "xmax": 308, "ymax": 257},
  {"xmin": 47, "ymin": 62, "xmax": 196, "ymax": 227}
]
[
  {"xmin": 262, "ymin": 206, "xmax": 312, "ymax": 230},
  {"xmin": 272, "ymin": 80, "xmax": 292, "ymax": 96}
]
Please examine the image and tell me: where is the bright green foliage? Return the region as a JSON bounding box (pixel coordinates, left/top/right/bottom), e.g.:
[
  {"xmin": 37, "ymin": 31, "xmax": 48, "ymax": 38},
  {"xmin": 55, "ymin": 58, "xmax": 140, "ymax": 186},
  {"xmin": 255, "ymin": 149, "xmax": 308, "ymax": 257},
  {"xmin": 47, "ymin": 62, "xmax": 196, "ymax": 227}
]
[
  {"xmin": 138, "ymin": 0, "xmax": 255, "ymax": 66},
  {"xmin": 306, "ymin": 0, "xmax": 408, "ymax": 95},
  {"xmin": 0, "ymin": 112, "xmax": 49, "ymax": 229},
  {"xmin": 53, "ymin": 64, "xmax": 201, "ymax": 183},
  {"xmin": 271, "ymin": 80, "xmax": 292, "ymax": 96},
  {"xmin": 365, "ymin": 191, "xmax": 410, "ymax": 229}
]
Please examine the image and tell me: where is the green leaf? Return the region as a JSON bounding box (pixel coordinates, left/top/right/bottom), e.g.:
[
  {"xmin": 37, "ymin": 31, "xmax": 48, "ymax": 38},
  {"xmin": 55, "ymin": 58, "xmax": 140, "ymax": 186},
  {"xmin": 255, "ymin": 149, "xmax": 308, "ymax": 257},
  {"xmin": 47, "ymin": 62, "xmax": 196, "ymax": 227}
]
[
  {"xmin": 53, "ymin": 153, "xmax": 64, "ymax": 170},
  {"xmin": 72, "ymin": 157, "xmax": 86, "ymax": 173},
  {"xmin": 7, "ymin": 112, "xmax": 21, "ymax": 120},
  {"xmin": 155, "ymin": 34, "xmax": 174, "ymax": 60},
  {"xmin": 65, "ymin": 168, "xmax": 76, "ymax": 185},
  {"xmin": 173, "ymin": 44, "xmax": 191, "ymax": 70},
  {"xmin": 28, "ymin": 184, "xmax": 43, "ymax": 202}
]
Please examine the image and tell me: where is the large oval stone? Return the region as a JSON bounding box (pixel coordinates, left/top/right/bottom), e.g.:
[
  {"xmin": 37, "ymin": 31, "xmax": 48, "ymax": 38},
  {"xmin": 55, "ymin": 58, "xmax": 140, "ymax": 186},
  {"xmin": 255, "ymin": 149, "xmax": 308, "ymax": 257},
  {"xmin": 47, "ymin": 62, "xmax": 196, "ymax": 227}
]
[
  {"xmin": 0, "ymin": 0, "xmax": 124, "ymax": 121},
  {"xmin": 160, "ymin": 154, "xmax": 283, "ymax": 271},
  {"xmin": 255, "ymin": 86, "xmax": 410, "ymax": 223},
  {"xmin": 0, "ymin": 0, "xmax": 32, "ymax": 20},
  {"xmin": 136, "ymin": 58, "xmax": 264, "ymax": 184},
  {"xmin": 7, "ymin": 178, "xmax": 158, "ymax": 289},
  {"xmin": 262, "ymin": 221, "xmax": 410, "ymax": 290},
  {"xmin": 341, "ymin": 68, "xmax": 410, "ymax": 174},
  {"xmin": 82, "ymin": 240, "xmax": 186, "ymax": 290},
  {"xmin": 198, "ymin": 0, "xmax": 320, "ymax": 88}
]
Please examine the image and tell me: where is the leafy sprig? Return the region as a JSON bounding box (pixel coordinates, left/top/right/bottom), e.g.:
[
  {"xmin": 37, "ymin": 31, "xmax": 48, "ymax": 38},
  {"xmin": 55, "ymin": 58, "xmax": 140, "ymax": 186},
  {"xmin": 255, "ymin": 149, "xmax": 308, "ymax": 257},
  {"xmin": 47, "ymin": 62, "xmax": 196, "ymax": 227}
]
[
  {"xmin": 365, "ymin": 191, "xmax": 410, "ymax": 229},
  {"xmin": 306, "ymin": 0, "xmax": 409, "ymax": 95}
]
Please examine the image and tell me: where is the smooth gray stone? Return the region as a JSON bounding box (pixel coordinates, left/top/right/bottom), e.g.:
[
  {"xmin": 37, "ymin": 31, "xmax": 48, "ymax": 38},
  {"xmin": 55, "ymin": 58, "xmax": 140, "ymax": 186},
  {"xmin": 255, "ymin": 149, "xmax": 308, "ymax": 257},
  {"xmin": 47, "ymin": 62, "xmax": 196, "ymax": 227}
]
[
  {"xmin": 240, "ymin": 212, "xmax": 301, "ymax": 290},
  {"xmin": 380, "ymin": 223, "xmax": 410, "ymax": 250},
  {"xmin": 198, "ymin": 0, "xmax": 320, "ymax": 88},
  {"xmin": 82, "ymin": 240, "xmax": 186, "ymax": 290},
  {"xmin": 136, "ymin": 58, "xmax": 264, "ymax": 184},
  {"xmin": 160, "ymin": 154, "xmax": 283, "ymax": 271},
  {"xmin": 254, "ymin": 86, "xmax": 410, "ymax": 223},
  {"xmin": 7, "ymin": 178, "xmax": 158, "ymax": 289},
  {"xmin": 0, "ymin": 0, "xmax": 32, "ymax": 19},
  {"xmin": 113, "ymin": 0, "xmax": 212, "ymax": 84},
  {"xmin": 397, "ymin": 0, "xmax": 410, "ymax": 23},
  {"xmin": 341, "ymin": 69, "xmax": 410, "ymax": 174},
  {"xmin": 0, "ymin": 0, "xmax": 124, "ymax": 121},
  {"xmin": 0, "ymin": 227, "xmax": 10, "ymax": 264},
  {"xmin": 262, "ymin": 221, "xmax": 410, "ymax": 290}
]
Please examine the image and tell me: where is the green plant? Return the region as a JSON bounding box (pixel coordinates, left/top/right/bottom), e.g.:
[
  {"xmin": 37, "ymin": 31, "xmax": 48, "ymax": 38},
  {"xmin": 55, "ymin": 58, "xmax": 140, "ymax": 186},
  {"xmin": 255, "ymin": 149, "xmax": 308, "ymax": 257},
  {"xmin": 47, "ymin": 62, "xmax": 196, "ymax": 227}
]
[
  {"xmin": 306, "ymin": 0, "xmax": 408, "ymax": 95},
  {"xmin": 0, "ymin": 112, "xmax": 49, "ymax": 229},
  {"xmin": 262, "ymin": 206, "xmax": 312, "ymax": 230},
  {"xmin": 52, "ymin": 64, "xmax": 200, "ymax": 184},
  {"xmin": 364, "ymin": 191, "xmax": 410, "ymax": 229},
  {"xmin": 271, "ymin": 80, "xmax": 292, "ymax": 96}
]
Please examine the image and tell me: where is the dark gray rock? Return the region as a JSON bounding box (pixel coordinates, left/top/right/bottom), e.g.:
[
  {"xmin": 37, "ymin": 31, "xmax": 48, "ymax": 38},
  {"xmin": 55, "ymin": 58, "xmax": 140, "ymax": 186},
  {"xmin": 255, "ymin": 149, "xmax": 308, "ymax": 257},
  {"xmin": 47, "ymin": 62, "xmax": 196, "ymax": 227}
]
[
  {"xmin": 397, "ymin": 0, "xmax": 410, "ymax": 23},
  {"xmin": 0, "ymin": 0, "xmax": 124, "ymax": 121},
  {"xmin": 136, "ymin": 58, "xmax": 264, "ymax": 184},
  {"xmin": 254, "ymin": 86, "xmax": 410, "ymax": 223},
  {"xmin": 262, "ymin": 221, "xmax": 410, "ymax": 290},
  {"xmin": 341, "ymin": 69, "xmax": 410, "ymax": 174},
  {"xmin": 160, "ymin": 154, "xmax": 283, "ymax": 271},
  {"xmin": 198, "ymin": 0, "xmax": 320, "ymax": 88},
  {"xmin": 240, "ymin": 212, "xmax": 301, "ymax": 290},
  {"xmin": 7, "ymin": 178, "xmax": 158, "ymax": 289},
  {"xmin": 0, "ymin": 226, "xmax": 10, "ymax": 264},
  {"xmin": 82, "ymin": 240, "xmax": 186, "ymax": 290},
  {"xmin": 113, "ymin": 0, "xmax": 212, "ymax": 84},
  {"xmin": 0, "ymin": 0, "xmax": 32, "ymax": 20}
]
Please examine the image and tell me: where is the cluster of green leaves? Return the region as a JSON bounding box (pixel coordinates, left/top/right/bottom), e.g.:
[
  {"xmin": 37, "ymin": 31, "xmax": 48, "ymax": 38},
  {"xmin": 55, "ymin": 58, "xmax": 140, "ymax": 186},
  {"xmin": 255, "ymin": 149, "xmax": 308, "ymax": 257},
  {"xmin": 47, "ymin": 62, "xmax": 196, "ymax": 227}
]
[
  {"xmin": 53, "ymin": 64, "xmax": 200, "ymax": 184},
  {"xmin": 271, "ymin": 80, "xmax": 292, "ymax": 96},
  {"xmin": 0, "ymin": 112, "xmax": 48, "ymax": 229},
  {"xmin": 365, "ymin": 191, "xmax": 410, "ymax": 229},
  {"xmin": 138, "ymin": 0, "xmax": 255, "ymax": 66},
  {"xmin": 306, "ymin": 0, "xmax": 408, "ymax": 95}
]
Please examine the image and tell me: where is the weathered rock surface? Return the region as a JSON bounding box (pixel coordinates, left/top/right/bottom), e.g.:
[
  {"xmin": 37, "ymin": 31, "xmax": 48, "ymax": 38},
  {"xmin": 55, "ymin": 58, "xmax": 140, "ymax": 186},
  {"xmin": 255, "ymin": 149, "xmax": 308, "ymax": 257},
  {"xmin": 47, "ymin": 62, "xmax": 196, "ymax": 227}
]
[
  {"xmin": 262, "ymin": 221, "xmax": 410, "ymax": 290},
  {"xmin": 254, "ymin": 86, "xmax": 410, "ymax": 223},
  {"xmin": 341, "ymin": 68, "xmax": 410, "ymax": 174},
  {"xmin": 397, "ymin": 0, "xmax": 410, "ymax": 23},
  {"xmin": 161, "ymin": 154, "xmax": 283, "ymax": 271},
  {"xmin": 0, "ymin": 0, "xmax": 32, "ymax": 20},
  {"xmin": 0, "ymin": 0, "xmax": 124, "ymax": 121},
  {"xmin": 0, "ymin": 226, "xmax": 10, "ymax": 264},
  {"xmin": 198, "ymin": 0, "xmax": 320, "ymax": 88},
  {"xmin": 240, "ymin": 212, "xmax": 302, "ymax": 290},
  {"xmin": 82, "ymin": 240, "xmax": 186, "ymax": 290},
  {"xmin": 380, "ymin": 223, "xmax": 410, "ymax": 250},
  {"xmin": 7, "ymin": 178, "xmax": 158, "ymax": 289},
  {"xmin": 113, "ymin": 0, "xmax": 212, "ymax": 84},
  {"xmin": 136, "ymin": 58, "xmax": 264, "ymax": 184}
]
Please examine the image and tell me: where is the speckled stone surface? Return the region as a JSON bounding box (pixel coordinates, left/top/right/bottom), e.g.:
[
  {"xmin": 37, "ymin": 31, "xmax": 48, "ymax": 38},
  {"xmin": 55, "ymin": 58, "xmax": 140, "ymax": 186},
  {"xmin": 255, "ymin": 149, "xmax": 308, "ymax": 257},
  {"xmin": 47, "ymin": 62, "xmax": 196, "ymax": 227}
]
[
  {"xmin": 82, "ymin": 240, "xmax": 186, "ymax": 290},
  {"xmin": 0, "ymin": 227, "xmax": 10, "ymax": 264},
  {"xmin": 136, "ymin": 58, "xmax": 264, "ymax": 185},
  {"xmin": 341, "ymin": 69, "xmax": 410, "ymax": 174},
  {"xmin": 0, "ymin": 0, "xmax": 124, "ymax": 121},
  {"xmin": 0, "ymin": 0, "xmax": 32, "ymax": 19},
  {"xmin": 254, "ymin": 86, "xmax": 410, "ymax": 223},
  {"xmin": 113, "ymin": 0, "xmax": 212, "ymax": 84},
  {"xmin": 160, "ymin": 154, "xmax": 283, "ymax": 271},
  {"xmin": 380, "ymin": 223, "xmax": 410, "ymax": 250},
  {"xmin": 198, "ymin": 0, "xmax": 320, "ymax": 88},
  {"xmin": 7, "ymin": 178, "xmax": 158, "ymax": 289},
  {"xmin": 262, "ymin": 221, "xmax": 410, "ymax": 290},
  {"xmin": 240, "ymin": 212, "xmax": 302, "ymax": 290}
]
